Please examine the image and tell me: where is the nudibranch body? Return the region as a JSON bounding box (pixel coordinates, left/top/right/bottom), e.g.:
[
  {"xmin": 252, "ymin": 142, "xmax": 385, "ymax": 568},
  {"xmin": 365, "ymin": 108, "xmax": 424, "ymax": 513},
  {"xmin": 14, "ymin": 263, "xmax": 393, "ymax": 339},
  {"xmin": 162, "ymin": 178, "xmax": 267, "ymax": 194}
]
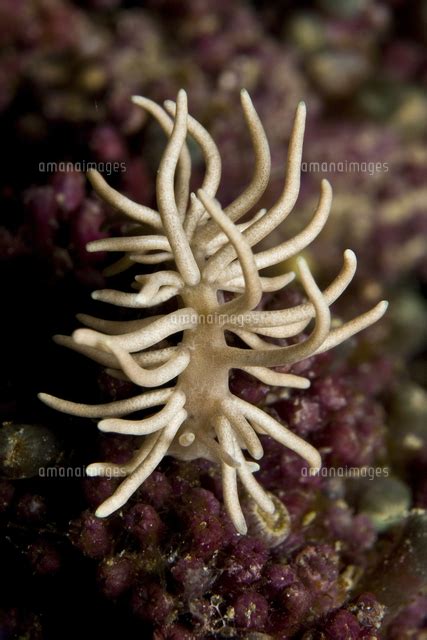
[{"xmin": 39, "ymin": 90, "xmax": 387, "ymax": 534}]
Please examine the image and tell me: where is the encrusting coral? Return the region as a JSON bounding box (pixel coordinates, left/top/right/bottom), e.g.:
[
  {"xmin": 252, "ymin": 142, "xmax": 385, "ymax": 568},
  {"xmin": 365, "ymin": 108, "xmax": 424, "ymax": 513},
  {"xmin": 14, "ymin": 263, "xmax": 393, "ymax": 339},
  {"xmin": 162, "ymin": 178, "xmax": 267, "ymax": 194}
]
[{"xmin": 39, "ymin": 89, "xmax": 387, "ymax": 534}]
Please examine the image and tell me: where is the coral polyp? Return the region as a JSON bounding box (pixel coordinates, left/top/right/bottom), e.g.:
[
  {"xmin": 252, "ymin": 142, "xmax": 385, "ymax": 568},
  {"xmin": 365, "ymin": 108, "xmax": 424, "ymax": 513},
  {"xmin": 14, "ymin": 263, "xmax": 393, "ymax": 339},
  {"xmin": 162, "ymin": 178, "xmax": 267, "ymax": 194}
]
[{"xmin": 39, "ymin": 90, "xmax": 387, "ymax": 534}]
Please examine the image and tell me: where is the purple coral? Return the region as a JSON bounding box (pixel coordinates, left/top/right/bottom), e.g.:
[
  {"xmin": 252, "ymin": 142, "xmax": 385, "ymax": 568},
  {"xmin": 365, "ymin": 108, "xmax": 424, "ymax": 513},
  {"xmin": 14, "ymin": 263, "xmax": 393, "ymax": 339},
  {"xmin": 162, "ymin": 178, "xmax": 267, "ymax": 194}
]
[{"xmin": 0, "ymin": 0, "xmax": 423, "ymax": 638}]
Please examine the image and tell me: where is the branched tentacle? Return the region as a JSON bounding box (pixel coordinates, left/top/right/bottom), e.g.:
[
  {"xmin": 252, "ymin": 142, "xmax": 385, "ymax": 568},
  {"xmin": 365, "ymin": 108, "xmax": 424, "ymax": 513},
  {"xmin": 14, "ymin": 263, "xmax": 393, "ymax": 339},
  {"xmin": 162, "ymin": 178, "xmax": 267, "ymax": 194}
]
[
  {"xmin": 197, "ymin": 430, "xmax": 241, "ymax": 468},
  {"xmin": 156, "ymin": 90, "xmax": 200, "ymax": 285},
  {"xmin": 224, "ymin": 257, "xmax": 331, "ymax": 367},
  {"xmin": 129, "ymin": 251, "xmax": 174, "ymax": 265},
  {"xmin": 91, "ymin": 409, "xmax": 187, "ymax": 517},
  {"xmin": 86, "ymin": 235, "xmax": 170, "ymax": 254},
  {"xmin": 76, "ymin": 313, "xmax": 162, "ymax": 335},
  {"xmin": 131, "ymin": 95, "xmax": 191, "ymax": 218},
  {"xmin": 203, "ymin": 101, "xmax": 305, "ymax": 276},
  {"xmin": 120, "ymin": 433, "xmax": 162, "ymax": 475},
  {"xmin": 54, "ymin": 334, "xmax": 177, "ymax": 371},
  {"xmin": 87, "ymin": 169, "xmax": 161, "ymax": 229},
  {"xmin": 204, "ymin": 209, "xmax": 267, "ymax": 257},
  {"xmin": 232, "ymin": 395, "xmax": 321, "ymax": 471},
  {"xmin": 72, "ymin": 308, "xmax": 197, "ymax": 353},
  {"xmin": 246, "ymin": 320, "xmax": 309, "ymax": 339},
  {"xmin": 164, "ymin": 99, "xmax": 222, "ymax": 240},
  {"xmin": 91, "ymin": 285, "xmax": 179, "ymax": 308},
  {"xmin": 221, "ymin": 271, "xmax": 295, "ymax": 294},
  {"xmin": 105, "ymin": 343, "xmax": 190, "ymax": 387},
  {"xmin": 234, "ymin": 450, "xmax": 275, "ymax": 514},
  {"xmin": 313, "ymin": 301, "xmax": 388, "ymax": 354},
  {"xmin": 219, "ymin": 178, "xmax": 332, "ymax": 280},
  {"xmin": 134, "ymin": 270, "xmax": 183, "ymax": 290},
  {"xmin": 194, "ymin": 90, "xmax": 271, "ymax": 245},
  {"xmin": 228, "ymin": 328, "xmax": 277, "ymax": 351},
  {"xmin": 38, "ymin": 388, "xmax": 174, "ymax": 418},
  {"xmin": 197, "ymin": 189, "xmax": 262, "ymax": 313},
  {"xmin": 215, "ymin": 416, "xmax": 248, "ymax": 535},
  {"xmin": 103, "ymin": 255, "xmax": 135, "ymax": 277},
  {"xmin": 225, "ymin": 249, "xmax": 357, "ymax": 329},
  {"xmin": 76, "ymin": 314, "xmax": 162, "ymax": 334},
  {"xmin": 221, "ymin": 400, "xmax": 264, "ymax": 460},
  {"xmin": 241, "ymin": 367, "xmax": 310, "ymax": 389},
  {"xmin": 98, "ymin": 391, "xmax": 186, "ymax": 435}
]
